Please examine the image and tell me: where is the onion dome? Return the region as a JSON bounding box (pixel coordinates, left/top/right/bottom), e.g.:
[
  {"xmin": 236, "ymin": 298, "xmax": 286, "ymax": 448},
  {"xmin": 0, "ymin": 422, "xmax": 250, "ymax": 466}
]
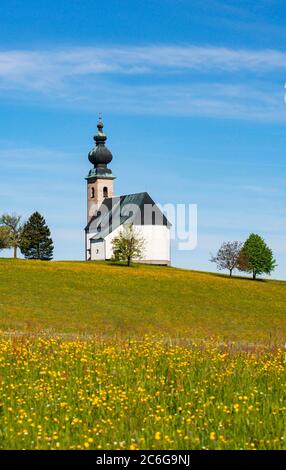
[{"xmin": 88, "ymin": 116, "xmax": 113, "ymax": 167}]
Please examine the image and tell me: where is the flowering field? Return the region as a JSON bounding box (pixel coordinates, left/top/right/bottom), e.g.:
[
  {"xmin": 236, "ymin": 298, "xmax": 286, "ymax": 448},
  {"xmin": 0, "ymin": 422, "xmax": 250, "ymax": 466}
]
[
  {"xmin": 0, "ymin": 259, "xmax": 285, "ymax": 344},
  {"xmin": 0, "ymin": 335, "xmax": 285, "ymax": 450}
]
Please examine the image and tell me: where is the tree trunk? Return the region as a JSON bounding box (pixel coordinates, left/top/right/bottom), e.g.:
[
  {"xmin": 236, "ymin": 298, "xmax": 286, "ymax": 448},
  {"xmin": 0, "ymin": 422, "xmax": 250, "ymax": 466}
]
[
  {"xmin": 229, "ymin": 269, "xmax": 232, "ymax": 277},
  {"xmin": 127, "ymin": 256, "xmax": 131, "ymax": 267},
  {"xmin": 253, "ymin": 271, "xmax": 256, "ymax": 280},
  {"xmin": 13, "ymin": 245, "xmax": 17, "ymax": 259}
]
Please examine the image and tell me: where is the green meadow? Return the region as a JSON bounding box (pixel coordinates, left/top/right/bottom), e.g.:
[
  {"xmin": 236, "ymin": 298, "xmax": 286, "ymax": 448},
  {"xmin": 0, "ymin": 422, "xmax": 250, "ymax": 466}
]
[
  {"xmin": 0, "ymin": 258, "xmax": 285, "ymax": 450},
  {"xmin": 0, "ymin": 258, "xmax": 285, "ymax": 344}
]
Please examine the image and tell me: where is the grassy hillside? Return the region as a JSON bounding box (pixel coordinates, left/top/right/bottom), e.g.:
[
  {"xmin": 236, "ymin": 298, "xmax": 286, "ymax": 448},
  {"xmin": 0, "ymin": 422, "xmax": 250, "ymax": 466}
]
[
  {"xmin": 0, "ymin": 258, "xmax": 285, "ymax": 344},
  {"xmin": 0, "ymin": 258, "xmax": 285, "ymax": 450}
]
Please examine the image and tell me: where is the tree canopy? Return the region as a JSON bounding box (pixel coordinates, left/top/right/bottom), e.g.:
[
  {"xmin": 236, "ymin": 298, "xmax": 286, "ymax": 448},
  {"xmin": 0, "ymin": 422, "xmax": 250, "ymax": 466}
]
[
  {"xmin": 20, "ymin": 212, "xmax": 54, "ymax": 260},
  {"xmin": 111, "ymin": 224, "xmax": 145, "ymax": 266},
  {"xmin": 238, "ymin": 233, "xmax": 276, "ymax": 280},
  {"xmin": 0, "ymin": 214, "xmax": 22, "ymax": 258},
  {"xmin": 0, "ymin": 226, "xmax": 11, "ymax": 251},
  {"xmin": 210, "ymin": 241, "xmax": 243, "ymax": 277}
]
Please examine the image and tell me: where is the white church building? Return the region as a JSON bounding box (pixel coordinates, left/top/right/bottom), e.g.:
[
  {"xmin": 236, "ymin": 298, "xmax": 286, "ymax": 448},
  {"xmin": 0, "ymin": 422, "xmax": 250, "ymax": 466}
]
[{"xmin": 84, "ymin": 117, "xmax": 171, "ymax": 265}]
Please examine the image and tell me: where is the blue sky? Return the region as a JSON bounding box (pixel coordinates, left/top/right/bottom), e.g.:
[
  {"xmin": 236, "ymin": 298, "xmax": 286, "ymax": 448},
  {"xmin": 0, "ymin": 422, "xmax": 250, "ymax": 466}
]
[{"xmin": 0, "ymin": 0, "xmax": 286, "ymax": 279}]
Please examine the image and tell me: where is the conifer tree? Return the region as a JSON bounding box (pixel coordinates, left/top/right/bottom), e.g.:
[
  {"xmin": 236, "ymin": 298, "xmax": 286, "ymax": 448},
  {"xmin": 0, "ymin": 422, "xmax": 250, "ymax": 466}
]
[{"xmin": 20, "ymin": 212, "xmax": 54, "ymax": 260}]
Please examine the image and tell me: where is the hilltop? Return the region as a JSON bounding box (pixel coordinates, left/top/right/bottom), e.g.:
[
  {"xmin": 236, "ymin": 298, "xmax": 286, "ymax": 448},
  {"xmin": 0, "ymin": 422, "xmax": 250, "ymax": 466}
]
[{"xmin": 0, "ymin": 258, "xmax": 285, "ymax": 344}]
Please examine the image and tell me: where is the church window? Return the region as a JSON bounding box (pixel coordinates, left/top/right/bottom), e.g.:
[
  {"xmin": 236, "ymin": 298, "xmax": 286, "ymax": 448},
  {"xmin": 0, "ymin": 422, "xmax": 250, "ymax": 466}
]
[
  {"xmin": 91, "ymin": 187, "xmax": 95, "ymax": 198},
  {"xmin": 103, "ymin": 186, "xmax": 108, "ymax": 198}
]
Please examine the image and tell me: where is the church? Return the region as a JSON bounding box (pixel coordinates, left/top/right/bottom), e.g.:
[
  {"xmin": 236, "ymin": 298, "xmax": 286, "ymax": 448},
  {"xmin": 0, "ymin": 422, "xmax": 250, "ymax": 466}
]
[{"xmin": 84, "ymin": 117, "xmax": 171, "ymax": 265}]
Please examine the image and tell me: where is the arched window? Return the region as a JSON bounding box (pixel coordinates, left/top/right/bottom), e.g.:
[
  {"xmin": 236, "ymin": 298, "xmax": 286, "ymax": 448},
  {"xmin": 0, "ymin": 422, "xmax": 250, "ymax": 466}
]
[
  {"xmin": 91, "ymin": 187, "xmax": 95, "ymax": 198},
  {"xmin": 103, "ymin": 186, "xmax": 108, "ymax": 198}
]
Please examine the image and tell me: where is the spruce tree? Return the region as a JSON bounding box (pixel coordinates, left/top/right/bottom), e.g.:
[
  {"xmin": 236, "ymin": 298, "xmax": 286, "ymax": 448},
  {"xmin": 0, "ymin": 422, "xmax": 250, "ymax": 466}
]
[
  {"xmin": 238, "ymin": 233, "xmax": 276, "ymax": 280},
  {"xmin": 20, "ymin": 212, "xmax": 54, "ymax": 260}
]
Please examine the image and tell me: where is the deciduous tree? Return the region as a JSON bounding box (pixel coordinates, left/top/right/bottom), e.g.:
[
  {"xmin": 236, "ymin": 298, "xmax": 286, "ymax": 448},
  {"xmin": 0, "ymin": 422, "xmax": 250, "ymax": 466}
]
[
  {"xmin": 0, "ymin": 214, "xmax": 22, "ymax": 258},
  {"xmin": 111, "ymin": 224, "xmax": 145, "ymax": 267},
  {"xmin": 210, "ymin": 241, "xmax": 243, "ymax": 277},
  {"xmin": 0, "ymin": 226, "xmax": 11, "ymax": 251},
  {"xmin": 238, "ymin": 233, "xmax": 276, "ymax": 280}
]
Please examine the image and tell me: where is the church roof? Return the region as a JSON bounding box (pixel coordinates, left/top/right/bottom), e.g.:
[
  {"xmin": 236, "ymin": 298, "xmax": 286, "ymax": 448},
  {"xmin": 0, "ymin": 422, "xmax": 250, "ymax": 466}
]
[{"xmin": 85, "ymin": 192, "xmax": 171, "ymax": 240}]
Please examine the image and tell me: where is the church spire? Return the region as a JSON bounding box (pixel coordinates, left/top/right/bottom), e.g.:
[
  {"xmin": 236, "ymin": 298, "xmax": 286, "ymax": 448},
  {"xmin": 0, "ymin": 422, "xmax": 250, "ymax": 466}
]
[
  {"xmin": 85, "ymin": 116, "xmax": 116, "ymax": 222},
  {"xmin": 88, "ymin": 115, "xmax": 113, "ymax": 173},
  {"xmin": 93, "ymin": 114, "xmax": 107, "ymax": 146}
]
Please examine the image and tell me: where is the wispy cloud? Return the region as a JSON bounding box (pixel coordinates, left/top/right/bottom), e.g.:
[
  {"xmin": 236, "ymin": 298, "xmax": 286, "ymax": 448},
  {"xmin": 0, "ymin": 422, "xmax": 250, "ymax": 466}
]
[
  {"xmin": 0, "ymin": 45, "xmax": 286, "ymax": 120},
  {"xmin": 2, "ymin": 46, "xmax": 286, "ymax": 79},
  {"xmin": 0, "ymin": 146, "xmax": 73, "ymax": 171}
]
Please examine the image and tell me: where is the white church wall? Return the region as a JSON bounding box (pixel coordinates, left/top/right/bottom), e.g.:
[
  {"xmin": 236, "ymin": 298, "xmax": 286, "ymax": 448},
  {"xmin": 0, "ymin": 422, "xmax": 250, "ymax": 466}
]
[
  {"xmin": 105, "ymin": 225, "xmax": 171, "ymax": 265},
  {"xmin": 104, "ymin": 225, "xmax": 122, "ymax": 260},
  {"xmin": 85, "ymin": 232, "xmax": 92, "ymax": 260},
  {"xmin": 86, "ymin": 232, "xmax": 105, "ymax": 260},
  {"xmin": 90, "ymin": 239, "xmax": 105, "ymax": 260}
]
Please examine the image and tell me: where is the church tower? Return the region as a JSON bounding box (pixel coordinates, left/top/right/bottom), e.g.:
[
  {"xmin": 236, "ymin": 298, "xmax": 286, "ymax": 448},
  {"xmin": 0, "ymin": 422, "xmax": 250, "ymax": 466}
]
[{"xmin": 86, "ymin": 116, "xmax": 116, "ymax": 222}]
